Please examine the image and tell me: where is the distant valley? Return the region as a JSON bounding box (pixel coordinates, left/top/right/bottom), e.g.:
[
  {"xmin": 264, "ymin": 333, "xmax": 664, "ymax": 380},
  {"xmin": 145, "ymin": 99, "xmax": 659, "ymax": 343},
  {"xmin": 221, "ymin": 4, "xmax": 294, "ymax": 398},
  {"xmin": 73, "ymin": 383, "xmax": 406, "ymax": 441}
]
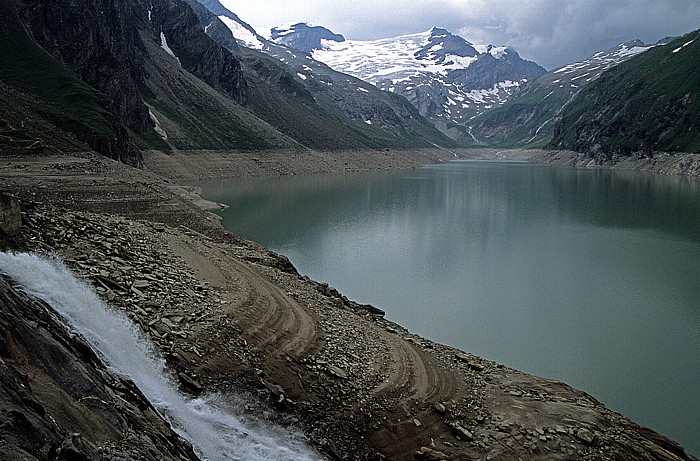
[{"xmin": 0, "ymin": 0, "xmax": 697, "ymax": 166}]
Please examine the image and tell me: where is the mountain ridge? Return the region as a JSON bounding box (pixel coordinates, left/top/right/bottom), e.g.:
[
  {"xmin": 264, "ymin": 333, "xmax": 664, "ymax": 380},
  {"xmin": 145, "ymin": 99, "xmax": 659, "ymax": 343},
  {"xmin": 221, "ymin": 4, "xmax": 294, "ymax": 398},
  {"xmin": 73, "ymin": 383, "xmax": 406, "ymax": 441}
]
[
  {"xmin": 466, "ymin": 39, "xmax": 660, "ymax": 147},
  {"xmin": 190, "ymin": 0, "xmax": 460, "ymax": 149},
  {"xmin": 549, "ymin": 30, "xmax": 700, "ymax": 157},
  {"xmin": 0, "ymin": 0, "xmax": 459, "ymax": 167},
  {"xmin": 271, "ymin": 24, "xmax": 546, "ymax": 141}
]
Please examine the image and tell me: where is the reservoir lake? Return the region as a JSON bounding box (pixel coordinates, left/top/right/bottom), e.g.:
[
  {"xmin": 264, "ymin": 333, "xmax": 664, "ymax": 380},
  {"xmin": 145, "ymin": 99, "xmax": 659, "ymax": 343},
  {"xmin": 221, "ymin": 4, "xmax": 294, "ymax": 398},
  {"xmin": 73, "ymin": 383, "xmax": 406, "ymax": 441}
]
[{"xmin": 196, "ymin": 161, "xmax": 700, "ymax": 456}]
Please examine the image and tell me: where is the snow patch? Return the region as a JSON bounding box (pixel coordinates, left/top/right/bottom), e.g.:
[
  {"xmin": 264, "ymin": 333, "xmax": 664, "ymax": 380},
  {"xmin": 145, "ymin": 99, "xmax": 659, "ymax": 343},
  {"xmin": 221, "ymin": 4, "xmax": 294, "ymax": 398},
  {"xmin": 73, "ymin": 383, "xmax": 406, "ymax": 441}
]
[
  {"xmin": 148, "ymin": 107, "xmax": 168, "ymax": 141},
  {"xmin": 673, "ymin": 38, "xmax": 696, "ymax": 53},
  {"xmin": 297, "ymin": 73, "xmax": 307, "ymax": 80},
  {"xmin": 218, "ymin": 15, "xmax": 264, "ymax": 50},
  {"xmin": 160, "ymin": 32, "xmax": 181, "ymax": 66}
]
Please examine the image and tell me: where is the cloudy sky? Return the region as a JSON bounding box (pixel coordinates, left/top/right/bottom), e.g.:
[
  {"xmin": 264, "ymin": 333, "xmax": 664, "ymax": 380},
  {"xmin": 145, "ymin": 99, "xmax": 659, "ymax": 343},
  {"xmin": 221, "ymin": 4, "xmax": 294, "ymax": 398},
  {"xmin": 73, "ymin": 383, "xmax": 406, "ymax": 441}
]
[{"xmin": 219, "ymin": 0, "xmax": 700, "ymax": 70}]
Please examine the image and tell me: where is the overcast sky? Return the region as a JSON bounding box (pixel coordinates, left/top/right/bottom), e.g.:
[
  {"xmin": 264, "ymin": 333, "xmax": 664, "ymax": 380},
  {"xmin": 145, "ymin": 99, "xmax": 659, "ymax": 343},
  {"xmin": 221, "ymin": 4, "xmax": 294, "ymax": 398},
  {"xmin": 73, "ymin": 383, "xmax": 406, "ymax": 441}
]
[{"xmin": 219, "ymin": 0, "xmax": 700, "ymax": 70}]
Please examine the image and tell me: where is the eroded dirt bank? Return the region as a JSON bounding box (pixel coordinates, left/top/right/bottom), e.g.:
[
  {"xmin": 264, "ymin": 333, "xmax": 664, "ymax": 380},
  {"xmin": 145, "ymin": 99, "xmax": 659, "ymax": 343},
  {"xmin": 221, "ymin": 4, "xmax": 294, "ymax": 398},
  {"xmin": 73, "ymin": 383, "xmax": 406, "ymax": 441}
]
[
  {"xmin": 141, "ymin": 148, "xmax": 528, "ymax": 181},
  {"xmin": 527, "ymin": 149, "xmax": 700, "ymax": 177},
  {"xmin": 1, "ymin": 151, "xmax": 696, "ymax": 460}
]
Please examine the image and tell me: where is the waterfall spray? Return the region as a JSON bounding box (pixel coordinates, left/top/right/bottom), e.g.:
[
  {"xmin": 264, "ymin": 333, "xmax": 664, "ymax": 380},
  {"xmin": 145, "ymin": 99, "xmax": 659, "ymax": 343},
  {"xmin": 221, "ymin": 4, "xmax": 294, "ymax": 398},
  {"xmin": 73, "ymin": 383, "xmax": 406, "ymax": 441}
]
[{"xmin": 0, "ymin": 252, "xmax": 321, "ymax": 461}]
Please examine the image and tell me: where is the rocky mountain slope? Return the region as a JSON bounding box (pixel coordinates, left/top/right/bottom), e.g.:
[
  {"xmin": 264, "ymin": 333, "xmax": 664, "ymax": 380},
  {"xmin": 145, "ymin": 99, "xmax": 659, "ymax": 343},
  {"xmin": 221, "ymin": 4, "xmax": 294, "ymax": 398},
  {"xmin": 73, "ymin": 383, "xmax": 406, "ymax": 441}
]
[
  {"xmin": 271, "ymin": 24, "xmax": 546, "ymax": 141},
  {"xmin": 467, "ymin": 40, "xmax": 659, "ymax": 147},
  {"xmin": 549, "ymin": 30, "xmax": 700, "ymax": 158},
  {"xmin": 0, "ymin": 0, "xmax": 457, "ymax": 167},
  {"xmin": 185, "ymin": 0, "xmax": 459, "ymax": 149},
  {"xmin": 271, "ymin": 23, "xmax": 346, "ymax": 53}
]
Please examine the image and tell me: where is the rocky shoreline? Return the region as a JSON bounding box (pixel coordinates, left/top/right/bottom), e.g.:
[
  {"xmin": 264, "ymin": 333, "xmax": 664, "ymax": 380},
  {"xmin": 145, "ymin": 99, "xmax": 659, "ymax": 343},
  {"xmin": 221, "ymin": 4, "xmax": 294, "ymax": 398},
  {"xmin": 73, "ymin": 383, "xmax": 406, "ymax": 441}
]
[
  {"xmin": 1, "ymin": 150, "xmax": 698, "ymax": 460},
  {"xmin": 527, "ymin": 149, "xmax": 700, "ymax": 177}
]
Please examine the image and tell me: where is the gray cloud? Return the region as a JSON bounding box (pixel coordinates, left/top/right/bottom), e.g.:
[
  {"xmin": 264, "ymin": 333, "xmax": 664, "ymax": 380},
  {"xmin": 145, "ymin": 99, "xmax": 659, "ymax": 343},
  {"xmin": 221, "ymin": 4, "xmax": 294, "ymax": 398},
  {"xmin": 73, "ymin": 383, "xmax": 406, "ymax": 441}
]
[{"xmin": 222, "ymin": 0, "xmax": 700, "ymax": 69}]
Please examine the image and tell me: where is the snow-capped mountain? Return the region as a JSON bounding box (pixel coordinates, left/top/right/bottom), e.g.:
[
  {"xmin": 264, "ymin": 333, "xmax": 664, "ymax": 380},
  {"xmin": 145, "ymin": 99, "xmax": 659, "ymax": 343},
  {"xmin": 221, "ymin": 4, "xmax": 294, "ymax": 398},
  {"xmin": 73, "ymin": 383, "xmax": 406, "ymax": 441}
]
[
  {"xmin": 271, "ymin": 23, "xmax": 345, "ymax": 53},
  {"xmin": 468, "ymin": 39, "xmax": 662, "ymax": 147},
  {"xmin": 271, "ymin": 25, "xmax": 546, "ymax": 140},
  {"xmin": 533, "ymin": 39, "xmax": 656, "ymax": 91},
  {"xmin": 183, "ymin": 0, "xmax": 458, "ymax": 148}
]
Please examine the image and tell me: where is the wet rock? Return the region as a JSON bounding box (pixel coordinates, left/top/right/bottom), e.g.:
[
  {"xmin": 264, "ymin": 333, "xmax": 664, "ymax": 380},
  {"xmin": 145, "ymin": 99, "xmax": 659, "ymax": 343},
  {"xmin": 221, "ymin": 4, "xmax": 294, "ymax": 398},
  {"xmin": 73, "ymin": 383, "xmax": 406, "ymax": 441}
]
[
  {"xmin": 0, "ymin": 276, "xmax": 199, "ymax": 461},
  {"xmin": 177, "ymin": 373, "xmax": 203, "ymax": 395}
]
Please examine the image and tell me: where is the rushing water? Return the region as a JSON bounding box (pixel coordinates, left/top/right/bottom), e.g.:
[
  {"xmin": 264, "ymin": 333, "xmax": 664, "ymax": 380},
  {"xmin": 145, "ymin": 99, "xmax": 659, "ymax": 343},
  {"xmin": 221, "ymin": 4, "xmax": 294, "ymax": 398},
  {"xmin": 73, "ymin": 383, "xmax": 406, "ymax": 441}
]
[
  {"xmin": 0, "ymin": 252, "xmax": 320, "ymax": 461},
  {"xmin": 198, "ymin": 161, "xmax": 700, "ymax": 457}
]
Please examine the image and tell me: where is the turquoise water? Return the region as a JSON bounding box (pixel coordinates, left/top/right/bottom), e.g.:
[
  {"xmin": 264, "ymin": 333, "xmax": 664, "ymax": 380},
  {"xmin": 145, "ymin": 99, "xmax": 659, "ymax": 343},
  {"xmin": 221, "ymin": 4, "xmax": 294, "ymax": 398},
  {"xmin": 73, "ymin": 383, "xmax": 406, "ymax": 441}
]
[{"xmin": 197, "ymin": 161, "xmax": 700, "ymax": 456}]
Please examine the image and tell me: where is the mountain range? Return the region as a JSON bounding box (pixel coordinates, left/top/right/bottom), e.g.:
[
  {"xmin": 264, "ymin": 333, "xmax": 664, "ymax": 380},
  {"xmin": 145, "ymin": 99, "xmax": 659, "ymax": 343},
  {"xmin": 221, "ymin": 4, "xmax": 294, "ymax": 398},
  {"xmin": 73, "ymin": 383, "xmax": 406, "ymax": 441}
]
[
  {"xmin": 0, "ymin": 0, "xmax": 458, "ymax": 167},
  {"xmin": 0, "ymin": 0, "xmax": 696, "ymax": 169},
  {"xmin": 466, "ymin": 39, "xmax": 662, "ymax": 147},
  {"xmin": 270, "ymin": 24, "xmax": 546, "ymax": 141}
]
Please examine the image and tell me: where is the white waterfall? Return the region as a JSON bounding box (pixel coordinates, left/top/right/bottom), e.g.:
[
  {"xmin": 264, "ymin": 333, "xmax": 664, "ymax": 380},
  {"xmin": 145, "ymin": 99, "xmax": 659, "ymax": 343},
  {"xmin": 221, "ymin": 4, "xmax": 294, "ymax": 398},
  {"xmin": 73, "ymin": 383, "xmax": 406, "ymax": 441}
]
[{"xmin": 0, "ymin": 252, "xmax": 321, "ymax": 461}]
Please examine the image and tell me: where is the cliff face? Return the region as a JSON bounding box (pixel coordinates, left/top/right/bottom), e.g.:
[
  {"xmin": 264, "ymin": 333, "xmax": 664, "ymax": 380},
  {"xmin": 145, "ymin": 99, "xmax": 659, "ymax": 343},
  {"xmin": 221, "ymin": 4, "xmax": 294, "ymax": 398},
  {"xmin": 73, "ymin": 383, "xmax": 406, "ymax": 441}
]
[
  {"xmin": 13, "ymin": 0, "xmax": 151, "ymax": 164},
  {"xmin": 5, "ymin": 0, "xmax": 255, "ymax": 161},
  {"xmin": 150, "ymin": 0, "xmax": 247, "ymax": 104},
  {"xmin": 0, "ymin": 275, "xmax": 200, "ymax": 461}
]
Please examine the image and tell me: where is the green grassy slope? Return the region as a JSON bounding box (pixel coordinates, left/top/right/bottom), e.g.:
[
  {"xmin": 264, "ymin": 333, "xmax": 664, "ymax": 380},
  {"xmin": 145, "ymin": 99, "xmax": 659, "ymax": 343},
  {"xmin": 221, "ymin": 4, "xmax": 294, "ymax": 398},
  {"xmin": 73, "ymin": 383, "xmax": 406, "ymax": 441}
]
[
  {"xmin": 550, "ymin": 32, "xmax": 700, "ymax": 155},
  {"xmin": 138, "ymin": 40, "xmax": 297, "ymax": 151}
]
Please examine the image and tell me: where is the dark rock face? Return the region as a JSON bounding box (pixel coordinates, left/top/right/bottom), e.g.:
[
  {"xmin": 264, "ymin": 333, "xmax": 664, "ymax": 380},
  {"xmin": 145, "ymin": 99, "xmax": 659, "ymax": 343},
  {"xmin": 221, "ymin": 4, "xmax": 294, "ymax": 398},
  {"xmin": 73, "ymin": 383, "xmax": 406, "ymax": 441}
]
[
  {"xmin": 13, "ymin": 0, "xmax": 151, "ymax": 164},
  {"xmin": 181, "ymin": 0, "xmax": 242, "ymax": 54},
  {"xmin": 152, "ymin": 0, "xmax": 247, "ymax": 104},
  {"xmin": 271, "ymin": 23, "xmax": 345, "ymax": 53},
  {"xmin": 449, "ymin": 49, "xmax": 543, "ymax": 89},
  {"xmin": 0, "ymin": 275, "xmax": 200, "ymax": 461},
  {"xmin": 10, "ymin": 0, "xmax": 249, "ymax": 164},
  {"xmin": 17, "ymin": 0, "xmax": 152, "ymax": 133},
  {"xmin": 415, "ymin": 27, "xmax": 479, "ymax": 63}
]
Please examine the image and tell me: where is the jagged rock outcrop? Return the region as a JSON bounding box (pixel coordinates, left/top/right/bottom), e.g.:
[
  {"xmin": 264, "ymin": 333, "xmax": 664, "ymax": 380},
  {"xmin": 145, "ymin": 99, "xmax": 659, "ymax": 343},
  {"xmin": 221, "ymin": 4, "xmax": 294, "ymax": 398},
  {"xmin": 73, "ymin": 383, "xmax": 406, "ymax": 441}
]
[{"xmin": 151, "ymin": 0, "xmax": 247, "ymax": 104}]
